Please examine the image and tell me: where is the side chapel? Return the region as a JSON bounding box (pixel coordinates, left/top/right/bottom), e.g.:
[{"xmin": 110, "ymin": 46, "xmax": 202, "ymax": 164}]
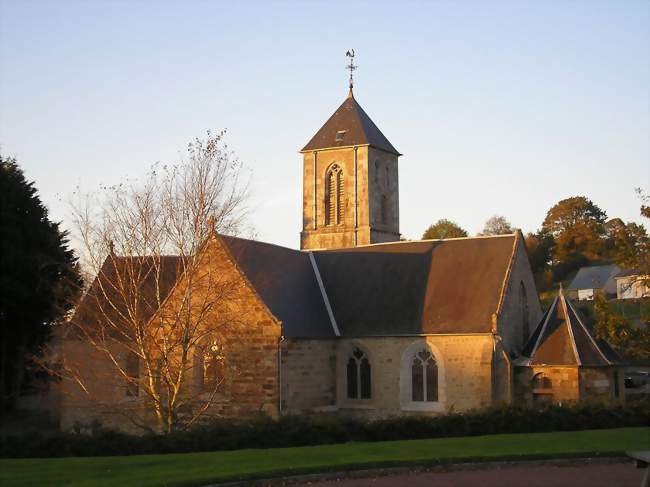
[{"xmin": 60, "ymin": 70, "xmax": 624, "ymax": 431}]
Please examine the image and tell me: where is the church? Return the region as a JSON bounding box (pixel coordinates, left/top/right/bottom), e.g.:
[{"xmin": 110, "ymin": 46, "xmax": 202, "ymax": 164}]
[{"xmin": 59, "ymin": 76, "xmax": 624, "ymax": 432}]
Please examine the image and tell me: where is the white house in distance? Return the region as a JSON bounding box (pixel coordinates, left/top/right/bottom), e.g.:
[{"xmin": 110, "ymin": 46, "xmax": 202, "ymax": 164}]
[
  {"xmin": 615, "ymin": 271, "xmax": 650, "ymax": 300},
  {"xmin": 568, "ymin": 265, "xmax": 621, "ymax": 301}
]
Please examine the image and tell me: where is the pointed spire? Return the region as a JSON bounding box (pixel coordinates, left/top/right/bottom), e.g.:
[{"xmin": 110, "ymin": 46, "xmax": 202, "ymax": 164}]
[
  {"xmin": 207, "ymin": 215, "xmax": 216, "ymax": 233},
  {"xmin": 523, "ymin": 288, "xmax": 620, "ymax": 366},
  {"xmin": 108, "ymin": 240, "xmax": 115, "ymax": 255}
]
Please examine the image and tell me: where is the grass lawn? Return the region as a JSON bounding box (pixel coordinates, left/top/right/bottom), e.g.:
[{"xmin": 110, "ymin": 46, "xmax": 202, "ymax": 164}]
[{"xmin": 1, "ymin": 427, "xmax": 648, "ymax": 487}]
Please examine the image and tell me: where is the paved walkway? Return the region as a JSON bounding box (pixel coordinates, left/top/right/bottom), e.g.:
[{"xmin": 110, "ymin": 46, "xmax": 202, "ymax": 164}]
[{"xmin": 291, "ymin": 462, "xmax": 642, "ymax": 487}]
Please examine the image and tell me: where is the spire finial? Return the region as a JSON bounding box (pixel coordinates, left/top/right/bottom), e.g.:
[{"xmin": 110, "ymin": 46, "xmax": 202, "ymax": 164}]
[
  {"xmin": 108, "ymin": 240, "xmax": 115, "ymax": 255},
  {"xmin": 346, "ymin": 49, "xmax": 357, "ymax": 96},
  {"xmin": 207, "ymin": 215, "xmax": 216, "ymax": 233}
]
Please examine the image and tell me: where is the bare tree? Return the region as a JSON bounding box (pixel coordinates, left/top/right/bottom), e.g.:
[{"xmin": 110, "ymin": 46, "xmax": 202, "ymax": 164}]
[
  {"xmin": 45, "ymin": 131, "xmax": 251, "ymax": 433},
  {"xmin": 478, "ymin": 215, "xmax": 514, "ymax": 236}
]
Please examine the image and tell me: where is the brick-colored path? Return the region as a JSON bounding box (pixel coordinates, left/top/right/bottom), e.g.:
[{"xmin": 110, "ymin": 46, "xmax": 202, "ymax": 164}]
[{"xmin": 294, "ymin": 462, "xmax": 643, "ymax": 487}]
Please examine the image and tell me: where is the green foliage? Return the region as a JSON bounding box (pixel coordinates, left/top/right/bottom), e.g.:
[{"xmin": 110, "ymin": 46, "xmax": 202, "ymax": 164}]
[
  {"xmin": 0, "ymin": 156, "xmax": 82, "ymax": 409},
  {"xmin": 540, "ymin": 196, "xmax": 607, "ymax": 279},
  {"xmin": 593, "ymin": 294, "xmax": 650, "ymax": 362},
  {"xmin": 604, "ymin": 219, "xmax": 649, "ymax": 270},
  {"xmin": 422, "ymin": 219, "xmax": 468, "ymax": 240},
  {"xmin": 1, "ymin": 402, "xmax": 647, "ymax": 459}
]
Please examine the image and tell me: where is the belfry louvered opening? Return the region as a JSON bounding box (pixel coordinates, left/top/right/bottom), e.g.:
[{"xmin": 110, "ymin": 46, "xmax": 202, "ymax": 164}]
[{"xmin": 325, "ymin": 164, "xmax": 344, "ymax": 226}]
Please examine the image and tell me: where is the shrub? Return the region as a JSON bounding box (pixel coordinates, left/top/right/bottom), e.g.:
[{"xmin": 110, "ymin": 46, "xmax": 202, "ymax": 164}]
[{"xmin": 1, "ymin": 402, "xmax": 647, "ymax": 459}]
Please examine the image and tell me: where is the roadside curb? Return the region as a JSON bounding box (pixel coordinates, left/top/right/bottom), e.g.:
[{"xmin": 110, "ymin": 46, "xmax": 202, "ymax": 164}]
[{"xmin": 207, "ymin": 456, "xmax": 629, "ymax": 486}]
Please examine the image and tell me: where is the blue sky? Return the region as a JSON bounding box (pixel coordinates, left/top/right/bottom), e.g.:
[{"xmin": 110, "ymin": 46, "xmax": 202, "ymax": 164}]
[{"xmin": 1, "ymin": 0, "xmax": 648, "ymax": 249}]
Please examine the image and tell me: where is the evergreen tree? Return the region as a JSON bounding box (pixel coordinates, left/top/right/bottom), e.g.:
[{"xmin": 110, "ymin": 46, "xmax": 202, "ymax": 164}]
[{"xmin": 0, "ymin": 156, "xmax": 81, "ymax": 410}]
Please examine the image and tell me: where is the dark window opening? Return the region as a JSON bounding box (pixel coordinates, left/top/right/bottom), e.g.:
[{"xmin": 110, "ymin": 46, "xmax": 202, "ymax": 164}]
[
  {"xmin": 347, "ymin": 347, "xmax": 371, "ymax": 399},
  {"xmin": 412, "ymin": 348, "xmax": 437, "ymax": 402},
  {"xmin": 197, "ymin": 339, "xmax": 225, "ymax": 394},
  {"xmin": 532, "ymin": 373, "xmax": 552, "ymax": 390},
  {"xmin": 360, "ymin": 358, "xmax": 371, "ymax": 399},
  {"xmin": 325, "ymin": 164, "xmax": 344, "ymax": 226}
]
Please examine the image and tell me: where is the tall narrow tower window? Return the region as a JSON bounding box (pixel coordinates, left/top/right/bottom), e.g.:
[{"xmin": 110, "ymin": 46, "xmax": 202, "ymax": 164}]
[{"xmin": 325, "ymin": 164, "xmax": 344, "ymax": 225}]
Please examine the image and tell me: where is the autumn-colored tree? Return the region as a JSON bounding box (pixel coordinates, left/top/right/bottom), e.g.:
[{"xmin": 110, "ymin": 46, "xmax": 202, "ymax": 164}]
[
  {"xmin": 618, "ymin": 189, "xmax": 650, "ymax": 284},
  {"xmin": 422, "ymin": 219, "xmax": 468, "ymax": 240},
  {"xmin": 603, "ymin": 218, "xmax": 626, "ymax": 259},
  {"xmin": 524, "ymin": 232, "xmax": 553, "ymax": 276},
  {"xmin": 610, "ymin": 222, "xmax": 649, "ymax": 270},
  {"xmin": 541, "ymin": 196, "xmax": 607, "ymax": 278},
  {"xmin": 479, "ymin": 215, "xmax": 513, "ymax": 236},
  {"xmin": 593, "ymin": 294, "xmax": 650, "ymax": 362}
]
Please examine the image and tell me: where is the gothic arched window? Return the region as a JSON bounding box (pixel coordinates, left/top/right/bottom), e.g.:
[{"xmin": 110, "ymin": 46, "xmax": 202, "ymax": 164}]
[
  {"xmin": 346, "ymin": 347, "xmax": 371, "ymax": 399},
  {"xmin": 195, "ymin": 338, "xmax": 225, "ymax": 393},
  {"xmin": 411, "ymin": 348, "xmax": 437, "ymax": 402},
  {"xmin": 532, "ymin": 372, "xmax": 552, "ymax": 390},
  {"xmin": 325, "ymin": 164, "xmax": 344, "ymax": 226},
  {"xmin": 520, "ymin": 282, "xmax": 530, "ymax": 345}
]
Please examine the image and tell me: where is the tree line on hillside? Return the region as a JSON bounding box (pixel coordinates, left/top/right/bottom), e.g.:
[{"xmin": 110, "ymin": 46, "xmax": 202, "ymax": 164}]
[{"xmin": 422, "ymin": 195, "xmax": 648, "ymax": 287}]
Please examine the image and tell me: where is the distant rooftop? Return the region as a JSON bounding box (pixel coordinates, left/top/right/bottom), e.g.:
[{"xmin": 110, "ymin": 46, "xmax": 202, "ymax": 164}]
[{"xmin": 567, "ymin": 264, "xmax": 621, "ymax": 294}]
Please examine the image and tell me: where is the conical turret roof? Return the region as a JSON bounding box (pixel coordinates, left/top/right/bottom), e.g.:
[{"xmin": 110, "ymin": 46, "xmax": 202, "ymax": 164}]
[
  {"xmin": 521, "ymin": 289, "xmax": 622, "ymax": 366},
  {"xmin": 301, "ymin": 90, "xmax": 400, "ymax": 155}
]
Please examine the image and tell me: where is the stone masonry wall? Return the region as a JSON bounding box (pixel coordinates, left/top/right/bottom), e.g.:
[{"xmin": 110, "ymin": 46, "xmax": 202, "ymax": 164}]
[
  {"xmin": 60, "ymin": 236, "xmax": 281, "ymax": 433},
  {"xmin": 280, "ymin": 339, "xmax": 337, "ymax": 413},
  {"xmin": 580, "ymin": 367, "xmax": 624, "ymax": 405},
  {"xmin": 496, "ymin": 234, "xmax": 543, "ymax": 355},
  {"xmin": 367, "ymin": 147, "xmax": 400, "ymax": 242},
  {"xmin": 300, "ymin": 146, "xmax": 399, "ymax": 250},
  {"xmin": 331, "ymin": 335, "xmax": 495, "ymax": 419},
  {"xmin": 514, "ymin": 366, "xmax": 579, "ymax": 407}
]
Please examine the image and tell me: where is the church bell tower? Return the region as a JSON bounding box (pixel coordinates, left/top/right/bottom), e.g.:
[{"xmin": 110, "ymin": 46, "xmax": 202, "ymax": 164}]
[{"xmin": 300, "ymin": 52, "xmax": 401, "ymax": 250}]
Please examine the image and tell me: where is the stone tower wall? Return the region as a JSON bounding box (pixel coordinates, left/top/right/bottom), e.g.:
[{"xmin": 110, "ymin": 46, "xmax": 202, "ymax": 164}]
[{"xmin": 300, "ymin": 146, "xmax": 400, "ymax": 250}]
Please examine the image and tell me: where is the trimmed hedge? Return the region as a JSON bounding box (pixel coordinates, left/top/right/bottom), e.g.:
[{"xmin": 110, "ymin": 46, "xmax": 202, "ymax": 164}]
[{"xmin": 2, "ymin": 401, "xmax": 648, "ymax": 458}]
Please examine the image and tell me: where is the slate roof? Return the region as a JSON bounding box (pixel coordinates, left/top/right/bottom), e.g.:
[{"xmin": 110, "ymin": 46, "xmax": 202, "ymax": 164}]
[
  {"xmin": 521, "ymin": 289, "xmax": 622, "ymax": 366},
  {"xmin": 220, "ymin": 236, "xmax": 333, "ymax": 338},
  {"xmin": 568, "ymin": 265, "xmax": 621, "ymax": 295},
  {"xmin": 75, "ymin": 234, "xmax": 521, "ymax": 340},
  {"xmin": 301, "ymin": 91, "xmax": 400, "ymax": 155},
  {"xmin": 73, "ymin": 255, "xmax": 183, "ymax": 328},
  {"xmin": 223, "ymin": 234, "xmax": 519, "ymax": 338}
]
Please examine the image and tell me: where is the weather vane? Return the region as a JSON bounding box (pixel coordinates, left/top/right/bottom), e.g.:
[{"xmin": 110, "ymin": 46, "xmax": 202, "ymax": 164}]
[{"xmin": 346, "ymin": 49, "xmax": 357, "ymax": 91}]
